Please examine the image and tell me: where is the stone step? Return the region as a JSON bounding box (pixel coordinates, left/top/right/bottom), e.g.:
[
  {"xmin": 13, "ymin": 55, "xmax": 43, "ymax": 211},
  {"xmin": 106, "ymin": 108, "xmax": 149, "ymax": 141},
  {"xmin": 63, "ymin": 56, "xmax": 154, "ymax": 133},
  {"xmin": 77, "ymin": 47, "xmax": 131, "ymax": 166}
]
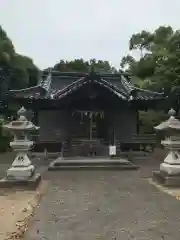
[
  {"xmin": 59, "ymin": 152, "xmax": 152, "ymax": 159},
  {"xmin": 54, "ymin": 159, "xmax": 130, "ymax": 165},
  {"xmin": 48, "ymin": 158, "xmax": 139, "ymax": 171},
  {"xmin": 119, "ymin": 151, "xmax": 151, "ymax": 156},
  {"xmin": 48, "ymin": 165, "xmax": 138, "ymax": 170},
  {"xmin": 119, "ymin": 152, "xmax": 152, "ymax": 159}
]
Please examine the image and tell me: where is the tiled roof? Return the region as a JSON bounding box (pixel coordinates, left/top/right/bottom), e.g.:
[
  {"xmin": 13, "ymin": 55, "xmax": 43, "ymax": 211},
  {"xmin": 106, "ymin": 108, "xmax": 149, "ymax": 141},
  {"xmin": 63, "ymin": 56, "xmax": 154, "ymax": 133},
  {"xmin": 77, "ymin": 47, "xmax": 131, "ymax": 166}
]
[
  {"xmin": 9, "ymin": 85, "xmax": 46, "ymax": 99},
  {"xmin": 10, "ymin": 70, "xmax": 166, "ymax": 101},
  {"xmin": 51, "ymin": 75, "xmax": 127, "ymax": 100}
]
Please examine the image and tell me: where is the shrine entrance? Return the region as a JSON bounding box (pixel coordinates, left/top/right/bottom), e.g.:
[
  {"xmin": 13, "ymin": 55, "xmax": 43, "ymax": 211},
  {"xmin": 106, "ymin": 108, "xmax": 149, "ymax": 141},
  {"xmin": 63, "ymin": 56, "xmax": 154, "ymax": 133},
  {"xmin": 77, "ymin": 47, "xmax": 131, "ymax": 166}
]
[
  {"xmin": 69, "ymin": 110, "xmax": 109, "ymax": 156},
  {"xmin": 70, "ymin": 110, "xmax": 107, "ymax": 140}
]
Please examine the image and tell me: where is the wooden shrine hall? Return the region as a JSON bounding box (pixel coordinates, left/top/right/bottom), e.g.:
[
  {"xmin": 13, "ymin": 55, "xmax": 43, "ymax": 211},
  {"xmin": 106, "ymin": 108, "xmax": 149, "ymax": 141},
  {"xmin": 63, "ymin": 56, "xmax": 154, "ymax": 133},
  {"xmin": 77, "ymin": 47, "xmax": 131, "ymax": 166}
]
[{"xmin": 9, "ymin": 69, "xmax": 166, "ymax": 157}]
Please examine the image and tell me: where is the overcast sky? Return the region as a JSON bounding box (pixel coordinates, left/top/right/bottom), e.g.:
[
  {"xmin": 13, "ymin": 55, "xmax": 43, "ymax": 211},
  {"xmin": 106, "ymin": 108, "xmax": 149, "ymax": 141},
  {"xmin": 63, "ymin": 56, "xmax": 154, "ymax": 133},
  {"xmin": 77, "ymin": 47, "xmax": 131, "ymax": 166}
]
[{"xmin": 0, "ymin": 0, "xmax": 180, "ymax": 69}]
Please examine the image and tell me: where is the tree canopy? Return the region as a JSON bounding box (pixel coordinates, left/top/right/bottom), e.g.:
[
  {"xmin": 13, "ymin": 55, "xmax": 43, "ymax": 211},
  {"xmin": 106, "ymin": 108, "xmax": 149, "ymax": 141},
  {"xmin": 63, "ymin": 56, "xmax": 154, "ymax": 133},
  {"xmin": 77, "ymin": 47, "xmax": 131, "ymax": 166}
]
[
  {"xmin": 120, "ymin": 26, "xmax": 180, "ymax": 96},
  {"xmin": 0, "ymin": 26, "xmax": 39, "ymax": 108},
  {"xmin": 53, "ymin": 58, "xmax": 118, "ymax": 73}
]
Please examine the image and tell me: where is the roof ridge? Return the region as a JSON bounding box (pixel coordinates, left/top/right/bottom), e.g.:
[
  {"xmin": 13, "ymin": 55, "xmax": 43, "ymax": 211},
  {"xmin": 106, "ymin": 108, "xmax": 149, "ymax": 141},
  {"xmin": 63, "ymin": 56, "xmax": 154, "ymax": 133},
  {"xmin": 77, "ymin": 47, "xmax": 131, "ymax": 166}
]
[
  {"xmin": 42, "ymin": 70, "xmax": 130, "ymax": 78},
  {"xmin": 40, "ymin": 69, "xmax": 52, "ymax": 92},
  {"xmin": 10, "ymin": 85, "xmax": 42, "ymax": 93},
  {"xmin": 121, "ymin": 75, "xmax": 134, "ymax": 93},
  {"xmin": 94, "ymin": 78, "xmax": 126, "ymax": 99},
  {"xmin": 51, "ymin": 75, "xmax": 127, "ymax": 100},
  {"xmin": 133, "ymin": 87, "xmax": 164, "ymax": 95},
  {"xmin": 51, "ymin": 76, "xmax": 87, "ymax": 99},
  {"xmin": 100, "ymin": 77, "xmax": 128, "ymax": 97}
]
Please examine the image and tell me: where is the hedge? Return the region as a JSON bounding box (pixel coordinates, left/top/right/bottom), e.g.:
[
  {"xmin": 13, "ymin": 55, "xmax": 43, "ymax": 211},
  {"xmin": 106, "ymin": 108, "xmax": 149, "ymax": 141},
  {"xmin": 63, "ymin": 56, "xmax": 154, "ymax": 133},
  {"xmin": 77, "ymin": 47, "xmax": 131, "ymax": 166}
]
[{"xmin": 0, "ymin": 120, "xmax": 11, "ymax": 152}]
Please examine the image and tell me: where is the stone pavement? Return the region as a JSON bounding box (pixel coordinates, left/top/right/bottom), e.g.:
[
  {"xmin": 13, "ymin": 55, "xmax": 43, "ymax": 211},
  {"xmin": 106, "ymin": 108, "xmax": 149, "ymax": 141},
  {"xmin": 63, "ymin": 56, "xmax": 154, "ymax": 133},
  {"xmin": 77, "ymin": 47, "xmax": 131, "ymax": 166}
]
[{"xmin": 23, "ymin": 161, "xmax": 180, "ymax": 240}]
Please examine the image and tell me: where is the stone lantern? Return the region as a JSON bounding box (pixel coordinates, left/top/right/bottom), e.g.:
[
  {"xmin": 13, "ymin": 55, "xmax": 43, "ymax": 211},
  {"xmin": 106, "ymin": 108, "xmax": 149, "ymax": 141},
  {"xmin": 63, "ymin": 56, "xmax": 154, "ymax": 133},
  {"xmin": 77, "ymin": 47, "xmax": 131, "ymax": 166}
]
[
  {"xmin": 0, "ymin": 106, "xmax": 41, "ymax": 188},
  {"xmin": 153, "ymin": 108, "xmax": 180, "ymax": 186}
]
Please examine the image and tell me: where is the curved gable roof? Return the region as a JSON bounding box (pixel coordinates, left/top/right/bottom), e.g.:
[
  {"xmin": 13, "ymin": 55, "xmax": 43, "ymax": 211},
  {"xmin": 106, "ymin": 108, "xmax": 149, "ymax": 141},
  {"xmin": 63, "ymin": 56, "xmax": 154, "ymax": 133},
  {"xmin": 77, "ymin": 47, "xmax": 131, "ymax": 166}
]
[
  {"xmin": 51, "ymin": 75, "xmax": 127, "ymax": 100},
  {"xmin": 9, "ymin": 70, "xmax": 166, "ymax": 101}
]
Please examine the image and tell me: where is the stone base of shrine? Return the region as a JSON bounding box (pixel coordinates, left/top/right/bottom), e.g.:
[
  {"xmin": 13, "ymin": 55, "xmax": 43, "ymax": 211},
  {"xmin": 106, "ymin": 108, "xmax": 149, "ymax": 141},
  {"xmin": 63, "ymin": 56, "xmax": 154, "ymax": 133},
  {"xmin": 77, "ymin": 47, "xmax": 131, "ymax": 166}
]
[
  {"xmin": 153, "ymin": 170, "xmax": 180, "ymax": 187},
  {"xmin": 0, "ymin": 173, "xmax": 41, "ymax": 190}
]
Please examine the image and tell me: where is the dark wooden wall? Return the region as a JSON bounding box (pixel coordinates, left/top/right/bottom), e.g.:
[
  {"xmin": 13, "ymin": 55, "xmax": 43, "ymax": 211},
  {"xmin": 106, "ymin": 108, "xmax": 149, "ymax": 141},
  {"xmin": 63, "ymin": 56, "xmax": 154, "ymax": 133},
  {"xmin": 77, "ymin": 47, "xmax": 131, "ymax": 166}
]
[
  {"xmin": 38, "ymin": 110, "xmax": 70, "ymax": 141},
  {"xmin": 37, "ymin": 108, "xmax": 137, "ymax": 142},
  {"xmin": 113, "ymin": 108, "xmax": 137, "ymax": 141}
]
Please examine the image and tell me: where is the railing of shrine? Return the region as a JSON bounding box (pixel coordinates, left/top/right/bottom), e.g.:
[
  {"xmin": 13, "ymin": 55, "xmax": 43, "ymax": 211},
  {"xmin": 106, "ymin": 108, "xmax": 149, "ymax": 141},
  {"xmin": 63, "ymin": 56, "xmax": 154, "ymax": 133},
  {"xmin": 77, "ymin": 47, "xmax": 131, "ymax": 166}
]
[
  {"xmin": 30, "ymin": 131, "xmax": 157, "ymax": 153},
  {"xmin": 119, "ymin": 134, "xmax": 156, "ymax": 152}
]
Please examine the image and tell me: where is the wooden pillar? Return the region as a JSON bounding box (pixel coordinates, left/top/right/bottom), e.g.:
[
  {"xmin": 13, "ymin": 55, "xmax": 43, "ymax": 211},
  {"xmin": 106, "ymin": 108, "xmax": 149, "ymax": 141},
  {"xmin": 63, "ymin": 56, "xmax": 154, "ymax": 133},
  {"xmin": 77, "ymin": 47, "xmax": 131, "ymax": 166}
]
[
  {"xmin": 136, "ymin": 110, "xmax": 139, "ymax": 134},
  {"xmin": 33, "ymin": 110, "xmax": 38, "ymax": 125},
  {"xmin": 107, "ymin": 111, "xmax": 115, "ymax": 145},
  {"xmin": 30, "ymin": 101, "xmax": 39, "ymax": 142},
  {"xmin": 67, "ymin": 110, "xmax": 72, "ymax": 141},
  {"xmin": 89, "ymin": 112, "xmax": 93, "ymax": 140},
  {"xmin": 112, "ymin": 112, "xmax": 116, "ymax": 145}
]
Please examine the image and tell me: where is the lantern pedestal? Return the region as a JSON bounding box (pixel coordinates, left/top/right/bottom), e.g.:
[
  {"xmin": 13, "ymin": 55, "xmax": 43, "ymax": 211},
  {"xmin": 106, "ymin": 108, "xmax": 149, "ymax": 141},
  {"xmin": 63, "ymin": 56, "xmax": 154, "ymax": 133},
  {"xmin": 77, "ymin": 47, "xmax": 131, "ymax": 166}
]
[
  {"xmin": 0, "ymin": 174, "xmax": 41, "ymax": 189},
  {"xmin": 153, "ymin": 171, "xmax": 180, "ymax": 187},
  {"xmin": 153, "ymin": 142, "xmax": 180, "ymax": 187}
]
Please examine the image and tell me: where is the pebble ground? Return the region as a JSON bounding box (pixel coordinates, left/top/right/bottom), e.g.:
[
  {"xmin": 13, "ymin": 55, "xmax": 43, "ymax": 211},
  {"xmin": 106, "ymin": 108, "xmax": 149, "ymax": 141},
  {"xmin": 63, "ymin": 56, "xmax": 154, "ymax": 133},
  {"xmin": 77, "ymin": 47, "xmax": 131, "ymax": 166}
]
[{"xmin": 23, "ymin": 160, "xmax": 180, "ymax": 240}]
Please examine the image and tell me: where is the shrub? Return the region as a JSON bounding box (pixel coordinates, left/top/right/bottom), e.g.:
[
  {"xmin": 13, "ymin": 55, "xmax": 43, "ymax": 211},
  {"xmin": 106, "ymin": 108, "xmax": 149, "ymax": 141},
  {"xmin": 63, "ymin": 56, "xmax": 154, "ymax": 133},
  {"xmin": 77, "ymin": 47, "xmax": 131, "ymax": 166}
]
[{"xmin": 0, "ymin": 119, "xmax": 11, "ymax": 152}]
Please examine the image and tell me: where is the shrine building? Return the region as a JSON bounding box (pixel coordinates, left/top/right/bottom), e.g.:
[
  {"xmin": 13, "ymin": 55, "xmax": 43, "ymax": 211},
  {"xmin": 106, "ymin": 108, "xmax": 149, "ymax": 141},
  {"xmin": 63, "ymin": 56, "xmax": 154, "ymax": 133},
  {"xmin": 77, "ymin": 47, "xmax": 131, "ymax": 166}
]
[{"xmin": 9, "ymin": 69, "xmax": 166, "ymax": 156}]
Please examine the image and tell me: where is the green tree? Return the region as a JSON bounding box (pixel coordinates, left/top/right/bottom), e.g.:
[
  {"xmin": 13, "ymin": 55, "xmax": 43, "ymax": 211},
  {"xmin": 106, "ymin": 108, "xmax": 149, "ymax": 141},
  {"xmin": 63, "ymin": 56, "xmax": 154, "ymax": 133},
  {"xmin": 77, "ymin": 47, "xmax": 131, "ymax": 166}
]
[
  {"xmin": 0, "ymin": 26, "xmax": 40, "ymax": 112},
  {"xmin": 120, "ymin": 26, "xmax": 180, "ymax": 132},
  {"xmin": 120, "ymin": 26, "xmax": 180, "ymax": 94},
  {"xmin": 53, "ymin": 58, "xmax": 118, "ymax": 73},
  {"xmin": 0, "ymin": 26, "xmax": 39, "ymax": 88}
]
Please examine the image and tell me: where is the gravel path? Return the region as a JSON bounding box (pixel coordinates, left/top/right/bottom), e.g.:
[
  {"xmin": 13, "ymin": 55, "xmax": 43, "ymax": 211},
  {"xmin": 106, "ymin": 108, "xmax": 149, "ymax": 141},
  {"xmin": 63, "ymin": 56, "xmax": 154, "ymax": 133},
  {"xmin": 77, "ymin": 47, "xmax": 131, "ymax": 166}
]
[{"xmin": 23, "ymin": 165, "xmax": 180, "ymax": 240}]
